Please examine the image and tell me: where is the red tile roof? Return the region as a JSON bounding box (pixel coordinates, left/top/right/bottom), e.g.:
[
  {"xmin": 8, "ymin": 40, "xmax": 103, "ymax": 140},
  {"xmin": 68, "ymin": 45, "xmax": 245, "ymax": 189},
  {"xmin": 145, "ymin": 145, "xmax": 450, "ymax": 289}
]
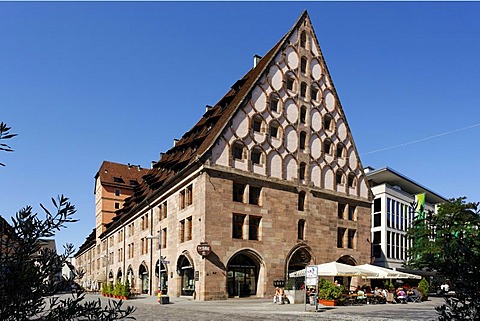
[{"xmin": 99, "ymin": 11, "xmax": 310, "ymax": 239}]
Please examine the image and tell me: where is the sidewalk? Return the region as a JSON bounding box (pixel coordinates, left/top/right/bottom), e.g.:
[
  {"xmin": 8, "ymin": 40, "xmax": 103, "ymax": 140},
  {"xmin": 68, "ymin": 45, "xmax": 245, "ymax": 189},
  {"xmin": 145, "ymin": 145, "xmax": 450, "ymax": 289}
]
[{"xmin": 90, "ymin": 294, "xmax": 444, "ymax": 321}]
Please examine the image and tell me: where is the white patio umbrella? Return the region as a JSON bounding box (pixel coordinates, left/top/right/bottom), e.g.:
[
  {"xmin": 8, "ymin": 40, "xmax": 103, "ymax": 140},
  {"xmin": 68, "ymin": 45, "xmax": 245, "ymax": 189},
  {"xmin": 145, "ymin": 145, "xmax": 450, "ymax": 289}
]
[
  {"xmin": 289, "ymin": 261, "xmax": 379, "ymax": 278},
  {"xmin": 356, "ymin": 264, "xmax": 421, "ymax": 279}
]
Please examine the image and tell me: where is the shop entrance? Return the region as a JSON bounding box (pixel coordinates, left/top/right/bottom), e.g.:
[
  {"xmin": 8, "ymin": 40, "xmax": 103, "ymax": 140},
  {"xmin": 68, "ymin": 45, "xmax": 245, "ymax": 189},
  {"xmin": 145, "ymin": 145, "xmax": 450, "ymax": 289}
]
[
  {"xmin": 177, "ymin": 255, "xmax": 195, "ymax": 296},
  {"xmin": 155, "ymin": 259, "xmax": 168, "ymax": 295},
  {"xmin": 138, "ymin": 263, "xmax": 149, "ymax": 294},
  {"xmin": 227, "ymin": 252, "xmax": 259, "ymax": 297}
]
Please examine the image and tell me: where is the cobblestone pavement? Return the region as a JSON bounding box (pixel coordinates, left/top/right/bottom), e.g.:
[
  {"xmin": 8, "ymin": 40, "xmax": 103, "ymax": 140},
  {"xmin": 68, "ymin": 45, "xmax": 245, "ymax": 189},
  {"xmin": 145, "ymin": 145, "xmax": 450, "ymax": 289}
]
[{"xmin": 77, "ymin": 294, "xmax": 444, "ymax": 321}]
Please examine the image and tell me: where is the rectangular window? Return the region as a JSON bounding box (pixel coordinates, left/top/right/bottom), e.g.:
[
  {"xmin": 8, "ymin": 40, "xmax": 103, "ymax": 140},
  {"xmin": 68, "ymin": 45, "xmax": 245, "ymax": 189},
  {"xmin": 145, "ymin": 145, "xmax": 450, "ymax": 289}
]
[
  {"xmin": 373, "ymin": 198, "xmax": 381, "ymax": 212},
  {"xmin": 338, "ymin": 203, "xmax": 346, "ymax": 219},
  {"xmin": 387, "ymin": 198, "xmax": 391, "ymax": 228},
  {"xmin": 114, "ymin": 202, "xmax": 120, "ymax": 209},
  {"xmin": 348, "ymin": 229, "xmax": 356, "ymax": 249},
  {"xmin": 145, "ymin": 213, "xmax": 149, "ymax": 229},
  {"xmin": 180, "ymin": 220, "xmax": 185, "ymax": 243},
  {"xmin": 249, "ymin": 186, "xmax": 261, "ymax": 205},
  {"xmin": 115, "ymin": 189, "xmax": 121, "ymax": 196},
  {"xmin": 337, "ymin": 228, "xmax": 345, "ymax": 248},
  {"xmin": 373, "ymin": 213, "xmax": 381, "ymax": 227},
  {"xmin": 249, "ymin": 216, "xmax": 261, "ymax": 241},
  {"xmin": 186, "ymin": 216, "xmax": 192, "ymax": 241},
  {"xmin": 298, "ymin": 192, "xmax": 305, "ymax": 211},
  {"xmin": 348, "ymin": 206, "xmax": 356, "ymax": 221},
  {"xmin": 269, "ymin": 125, "xmax": 279, "ymax": 138},
  {"xmin": 186, "ymin": 185, "xmax": 193, "ymax": 206},
  {"xmin": 232, "ymin": 214, "xmax": 245, "ymax": 239},
  {"xmin": 159, "ymin": 201, "xmax": 168, "ymax": 220},
  {"xmin": 233, "ymin": 183, "xmax": 245, "ymax": 203},
  {"xmin": 180, "ymin": 190, "xmax": 186, "ymax": 210},
  {"xmin": 373, "ymin": 231, "xmax": 381, "ymax": 258},
  {"xmin": 387, "ymin": 231, "xmax": 391, "ymax": 258},
  {"xmin": 162, "ymin": 227, "xmax": 167, "ymax": 249}
]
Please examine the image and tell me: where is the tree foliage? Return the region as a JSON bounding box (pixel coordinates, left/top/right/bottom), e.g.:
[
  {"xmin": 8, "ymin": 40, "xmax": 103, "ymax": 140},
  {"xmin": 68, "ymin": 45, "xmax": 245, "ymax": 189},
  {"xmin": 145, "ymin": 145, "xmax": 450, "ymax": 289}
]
[
  {"xmin": 407, "ymin": 197, "xmax": 480, "ymax": 320},
  {"xmin": 0, "ymin": 122, "xmax": 17, "ymax": 166},
  {"xmin": 0, "ymin": 195, "xmax": 136, "ymax": 320}
]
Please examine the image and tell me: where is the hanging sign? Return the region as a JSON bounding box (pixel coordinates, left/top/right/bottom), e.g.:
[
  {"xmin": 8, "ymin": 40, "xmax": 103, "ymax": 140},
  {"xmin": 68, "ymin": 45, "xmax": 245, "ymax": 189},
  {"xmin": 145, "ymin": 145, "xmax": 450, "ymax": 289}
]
[{"xmin": 196, "ymin": 243, "xmax": 211, "ymax": 257}]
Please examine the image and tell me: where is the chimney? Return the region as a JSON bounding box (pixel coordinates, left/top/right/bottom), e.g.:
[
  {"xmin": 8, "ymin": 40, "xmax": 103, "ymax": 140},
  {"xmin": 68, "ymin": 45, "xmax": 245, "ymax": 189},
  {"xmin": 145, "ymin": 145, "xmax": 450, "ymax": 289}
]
[
  {"xmin": 160, "ymin": 152, "xmax": 165, "ymax": 159},
  {"xmin": 174, "ymin": 139, "xmax": 179, "ymax": 146},
  {"xmin": 253, "ymin": 54, "xmax": 262, "ymax": 68},
  {"xmin": 151, "ymin": 161, "xmax": 156, "ymax": 169},
  {"xmin": 137, "ymin": 165, "xmax": 141, "ymax": 171},
  {"xmin": 205, "ymin": 105, "xmax": 213, "ymax": 112}
]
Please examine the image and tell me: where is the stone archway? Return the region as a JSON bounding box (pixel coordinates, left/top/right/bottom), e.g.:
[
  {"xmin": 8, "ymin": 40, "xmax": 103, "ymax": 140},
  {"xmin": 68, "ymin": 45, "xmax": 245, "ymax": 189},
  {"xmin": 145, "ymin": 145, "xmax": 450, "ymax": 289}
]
[
  {"xmin": 336, "ymin": 255, "xmax": 358, "ymax": 288},
  {"xmin": 226, "ymin": 250, "xmax": 262, "ymax": 298},
  {"xmin": 286, "ymin": 244, "xmax": 314, "ymax": 289},
  {"xmin": 176, "ymin": 253, "xmax": 195, "ymax": 296},
  {"xmin": 138, "ymin": 262, "xmax": 149, "ymax": 294},
  {"xmin": 127, "ymin": 265, "xmax": 135, "ymax": 289}
]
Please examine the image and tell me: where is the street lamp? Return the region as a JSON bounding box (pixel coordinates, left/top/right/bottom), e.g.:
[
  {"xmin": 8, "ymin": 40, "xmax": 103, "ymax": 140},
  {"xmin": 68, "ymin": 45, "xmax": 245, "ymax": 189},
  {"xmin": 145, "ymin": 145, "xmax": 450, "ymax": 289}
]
[{"xmin": 146, "ymin": 230, "xmax": 169, "ymax": 304}]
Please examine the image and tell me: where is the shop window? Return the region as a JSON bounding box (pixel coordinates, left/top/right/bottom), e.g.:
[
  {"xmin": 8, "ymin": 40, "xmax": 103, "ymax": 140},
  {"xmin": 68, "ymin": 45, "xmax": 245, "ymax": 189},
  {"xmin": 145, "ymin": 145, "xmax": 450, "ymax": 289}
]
[
  {"xmin": 249, "ymin": 186, "xmax": 261, "ymax": 205},
  {"xmin": 298, "ymin": 219, "xmax": 305, "ymax": 240},
  {"xmin": 233, "ymin": 182, "xmax": 246, "ymax": 203},
  {"xmin": 232, "ymin": 214, "xmax": 245, "ymax": 239},
  {"xmin": 249, "ymin": 216, "xmax": 261, "ymax": 241},
  {"xmin": 298, "ymin": 191, "xmax": 305, "ymax": 211}
]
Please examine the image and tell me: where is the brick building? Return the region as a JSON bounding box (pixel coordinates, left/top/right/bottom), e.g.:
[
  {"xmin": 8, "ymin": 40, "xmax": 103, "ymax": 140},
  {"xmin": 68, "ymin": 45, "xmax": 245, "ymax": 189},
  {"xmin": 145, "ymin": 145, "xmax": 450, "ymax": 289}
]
[{"xmin": 75, "ymin": 11, "xmax": 372, "ymax": 300}]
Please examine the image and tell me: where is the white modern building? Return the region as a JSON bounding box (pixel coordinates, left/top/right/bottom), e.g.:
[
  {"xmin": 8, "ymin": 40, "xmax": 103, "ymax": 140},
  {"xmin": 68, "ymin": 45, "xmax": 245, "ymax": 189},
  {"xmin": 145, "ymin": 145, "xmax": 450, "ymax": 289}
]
[{"xmin": 365, "ymin": 166, "xmax": 448, "ymax": 269}]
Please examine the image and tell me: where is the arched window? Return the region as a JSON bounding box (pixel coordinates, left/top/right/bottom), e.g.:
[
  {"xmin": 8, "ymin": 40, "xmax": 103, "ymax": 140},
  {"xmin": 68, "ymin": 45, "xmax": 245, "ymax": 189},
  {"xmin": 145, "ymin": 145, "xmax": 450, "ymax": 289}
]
[
  {"xmin": 299, "ymin": 131, "xmax": 306, "ymax": 150},
  {"xmin": 298, "ymin": 219, "xmax": 305, "ymax": 240},
  {"xmin": 300, "ymin": 106, "xmax": 307, "ymax": 124},
  {"xmin": 251, "ymin": 147, "xmax": 263, "ymax": 165},
  {"xmin": 270, "ymin": 94, "xmax": 280, "ymax": 113},
  {"xmin": 300, "ymin": 31, "xmax": 306, "ymax": 48},
  {"xmin": 348, "ymin": 173, "xmax": 356, "ymax": 188},
  {"xmin": 323, "ymin": 139, "xmax": 332, "ymax": 155},
  {"xmin": 286, "ymin": 74, "xmax": 295, "ymax": 91},
  {"xmin": 298, "ymin": 192, "xmax": 305, "ymax": 211},
  {"xmin": 300, "ymin": 82, "xmax": 307, "ymax": 98},
  {"xmin": 310, "ymin": 85, "xmax": 319, "ymax": 101},
  {"xmin": 252, "ymin": 115, "xmax": 263, "ymax": 133},
  {"xmin": 299, "ymin": 162, "xmax": 306, "ymax": 180},
  {"xmin": 300, "ymin": 56, "xmax": 307, "ymax": 74},
  {"xmin": 336, "ymin": 143, "xmax": 345, "ymax": 158},
  {"xmin": 269, "ymin": 121, "xmax": 280, "ymax": 139},
  {"xmin": 324, "ymin": 114, "xmax": 334, "ymax": 131},
  {"xmin": 232, "ymin": 142, "xmax": 244, "ymax": 160},
  {"xmin": 336, "ymin": 170, "xmax": 345, "ymax": 185}
]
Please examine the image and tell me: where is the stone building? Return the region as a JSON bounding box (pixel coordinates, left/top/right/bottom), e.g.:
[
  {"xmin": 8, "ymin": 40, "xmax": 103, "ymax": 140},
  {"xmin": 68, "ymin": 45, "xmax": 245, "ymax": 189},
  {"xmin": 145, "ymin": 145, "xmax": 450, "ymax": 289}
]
[{"xmin": 75, "ymin": 11, "xmax": 372, "ymax": 300}]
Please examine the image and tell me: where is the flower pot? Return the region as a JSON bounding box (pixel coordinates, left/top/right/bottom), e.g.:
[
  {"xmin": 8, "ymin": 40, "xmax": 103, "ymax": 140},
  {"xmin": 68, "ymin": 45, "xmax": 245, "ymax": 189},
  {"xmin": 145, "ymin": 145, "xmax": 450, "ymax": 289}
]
[{"xmin": 318, "ymin": 299, "xmax": 338, "ymax": 306}]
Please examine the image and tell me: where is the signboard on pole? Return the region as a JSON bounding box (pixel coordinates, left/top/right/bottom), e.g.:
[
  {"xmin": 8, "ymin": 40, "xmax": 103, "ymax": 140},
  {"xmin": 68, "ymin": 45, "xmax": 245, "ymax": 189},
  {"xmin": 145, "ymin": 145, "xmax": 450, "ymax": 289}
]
[{"xmin": 305, "ymin": 265, "xmax": 318, "ymax": 286}]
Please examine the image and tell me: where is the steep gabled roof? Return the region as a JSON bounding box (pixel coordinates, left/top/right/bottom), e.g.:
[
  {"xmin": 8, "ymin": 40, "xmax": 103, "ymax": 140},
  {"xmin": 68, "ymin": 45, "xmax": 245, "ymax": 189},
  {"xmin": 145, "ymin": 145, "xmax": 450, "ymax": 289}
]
[
  {"xmin": 94, "ymin": 161, "xmax": 149, "ymax": 192},
  {"xmin": 100, "ymin": 11, "xmax": 347, "ymax": 238}
]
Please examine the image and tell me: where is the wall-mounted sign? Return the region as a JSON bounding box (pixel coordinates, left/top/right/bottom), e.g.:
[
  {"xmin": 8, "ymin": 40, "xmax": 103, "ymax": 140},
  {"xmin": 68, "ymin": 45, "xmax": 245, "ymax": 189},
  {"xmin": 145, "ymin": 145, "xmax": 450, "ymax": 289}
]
[{"xmin": 196, "ymin": 242, "xmax": 211, "ymax": 257}]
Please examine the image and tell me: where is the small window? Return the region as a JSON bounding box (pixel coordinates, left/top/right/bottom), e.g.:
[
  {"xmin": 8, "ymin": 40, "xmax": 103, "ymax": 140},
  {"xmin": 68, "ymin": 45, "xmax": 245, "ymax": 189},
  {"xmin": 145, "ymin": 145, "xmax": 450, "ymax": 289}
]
[
  {"xmin": 232, "ymin": 214, "xmax": 245, "ymax": 239},
  {"xmin": 232, "ymin": 142, "xmax": 244, "ymax": 160},
  {"xmin": 269, "ymin": 122, "xmax": 279, "ymax": 138},
  {"xmin": 298, "ymin": 219, "xmax": 305, "ymax": 240},
  {"xmin": 129, "ymin": 180, "xmax": 138, "ymax": 186},
  {"xmin": 270, "ymin": 95, "xmax": 280, "ymax": 113},
  {"xmin": 113, "ymin": 177, "xmax": 123, "ymax": 183},
  {"xmin": 251, "ymin": 147, "xmax": 262, "ymax": 165},
  {"xmin": 300, "ymin": 31, "xmax": 306, "ymax": 48},
  {"xmin": 179, "ymin": 220, "xmax": 185, "ymax": 243},
  {"xmin": 298, "ymin": 192, "xmax": 305, "ymax": 211},
  {"xmin": 300, "ymin": 56, "xmax": 307, "ymax": 73},
  {"xmin": 252, "ymin": 115, "xmax": 262, "ymax": 132},
  {"xmin": 336, "ymin": 171, "xmax": 344, "ymax": 185},
  {"xmin": 337, "ymin": 228, "xmax": 346, "ymax": 248},
  {"xmin": 336, "ymin": 144, "xmax": 345, "ymax": 158},
  {"xmin": 348, "ymin": 205, "xmax": 356, "ymax": 221},
  {"xmin": 311, "ymin": 87, "xmax": 318, "ymax": 101},
  {"xmin": 114, "ymin": 202, "xmax": 120, "ymax": 209},
  {"xmin": 186, "ymin": 185, "xmax": 193, "ymax": 206},
  {"xmin": 300, "ymin": 106, "xmax": 307, "ymax": 124},
  {"xmin": 324, "ymin": 140, "xmax": 332, "ymax": 155},
  {"xmin": 249, "ymin": 186, "xmax": 261, "ymax": 205},
  {"xmin": 348, "ymin": 229, "xmax": 356, "ymax": 249},
  {"xmin": 115, "ymin": 189, "xmax": 121, "ymax": 196},
  {"xmin": 233, "ymin": 182, "xmax": 246, "ymax": 203},
  {"xmin": 338, "ymin": 203, "xmax": 346, "ymax": 219},
  {"xmin": 373, "ymin": 213, "xmax": 381, "ymax": 227},
  {"xmin": 374, "ymin": 198, "xmax": 381, "ymax": 212},
  {"xmin": 324, "ymin": 114, "xmax": 333, "ymax": 131},
  {"xmin": 180, "ymin": 190, "xmax": 186, "ymax": 209},
  {"xmin": 286, "ymin": 76, "xmax": 294, "ymax": 91},
  {"xmin": 348, "ymin": 173, "xmax": 356, "ymax": 188},
  {"xmin": 249, "ymin": 216, "xmax": 261, "ymax": 241},
  {"xmin": 299, "ymin": 162, "xmax": 306, "ymax": 180},
  {"xmin": 300, "ymin": 82, "xmax": 307, "ymax": 98},
  {"xmin": 186, "ymin": 216, "xmax": 192, "ymax": 241},
  {"xmin": 299, "ymin": 131, "xmax": 306, "ymax": 150}
]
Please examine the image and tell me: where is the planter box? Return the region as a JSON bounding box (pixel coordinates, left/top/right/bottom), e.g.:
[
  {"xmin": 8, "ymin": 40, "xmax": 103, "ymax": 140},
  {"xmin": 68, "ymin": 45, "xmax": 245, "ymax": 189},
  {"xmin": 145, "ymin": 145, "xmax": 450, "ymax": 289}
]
[
  {"xmin": 318, "ymin": 299, "xmax": 339, "ymax": 306},
  {"xmin": 285, "ymin": 290, "xmax": 304, "ymax": 304},
  {"xmin": 158, "ymin": 296, "xmax": 169, "ymax": 304}
]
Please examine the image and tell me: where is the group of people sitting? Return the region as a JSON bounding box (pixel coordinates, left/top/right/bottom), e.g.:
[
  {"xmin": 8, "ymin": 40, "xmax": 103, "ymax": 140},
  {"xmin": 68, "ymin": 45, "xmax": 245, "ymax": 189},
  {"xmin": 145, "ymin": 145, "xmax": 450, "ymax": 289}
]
[{"xmin": 350, "ymin": 285, "xmax": 421, "ymax": 304}]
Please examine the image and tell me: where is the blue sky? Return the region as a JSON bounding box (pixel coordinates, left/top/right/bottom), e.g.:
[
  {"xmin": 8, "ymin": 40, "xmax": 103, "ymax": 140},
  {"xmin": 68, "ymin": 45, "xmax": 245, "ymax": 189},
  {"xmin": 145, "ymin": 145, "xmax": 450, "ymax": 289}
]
[{"xmin": 1, "ymin": 2, "xmax": 479, "ymax": 252}]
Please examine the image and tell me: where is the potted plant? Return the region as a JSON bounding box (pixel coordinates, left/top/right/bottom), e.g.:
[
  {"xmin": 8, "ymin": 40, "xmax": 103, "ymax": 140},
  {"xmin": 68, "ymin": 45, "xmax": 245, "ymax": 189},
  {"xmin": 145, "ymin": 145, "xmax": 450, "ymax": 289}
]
[
  {"xmin": 417, "ymin": 278, "xmax": 430, "ymax": 301},
  {"xmin": 101, "ymin": 281, "xmax": 107, "ymax": 297},
  {"xmin": 317, "ymin": 279, "xmax": 344, "ymax": 306},
  {"xmin": 122, "ymin": 280, "xmax": 131, "ymax": 300},
  {"xmin": 114, "ymin": 282, "xmax": 123, "ymax": 299}
]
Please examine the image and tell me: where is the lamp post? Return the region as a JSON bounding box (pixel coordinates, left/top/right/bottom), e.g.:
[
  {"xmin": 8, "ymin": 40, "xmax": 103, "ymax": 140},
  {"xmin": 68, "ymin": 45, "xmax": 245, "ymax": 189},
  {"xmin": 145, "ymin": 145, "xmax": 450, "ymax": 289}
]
[{"xmin": 146, "ymin": 230, "xmax": 169, "ymax": 304}]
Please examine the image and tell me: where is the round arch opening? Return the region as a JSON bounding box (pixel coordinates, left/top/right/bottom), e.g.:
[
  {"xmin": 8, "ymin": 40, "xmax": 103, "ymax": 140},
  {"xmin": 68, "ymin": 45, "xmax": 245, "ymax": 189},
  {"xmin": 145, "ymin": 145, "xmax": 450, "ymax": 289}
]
[
  {"xmin": 227, "ymin": 251, "xmax": 261, "ymax": 298},
  {"xmin": 155, "ymin": 259, "xmax": 168, "ymax": 294},
  {"xmin": 177, "ymin": 254, "xmax": 195, "ymax": 296},
  {"xmin": 138, "ymin": 263, "xmax": 149, "ymax": 294},
  {"xmin": 286, "ymin": 246, "xmax": 312, "ymax": 289}
]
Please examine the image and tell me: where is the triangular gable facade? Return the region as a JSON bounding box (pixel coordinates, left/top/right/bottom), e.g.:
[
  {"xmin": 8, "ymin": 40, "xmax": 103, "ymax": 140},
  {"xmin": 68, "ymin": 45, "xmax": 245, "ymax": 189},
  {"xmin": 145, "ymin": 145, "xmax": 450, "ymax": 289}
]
[{"xmin": 209, "ymin": 12, "xmax": 369, "ymax": 201}]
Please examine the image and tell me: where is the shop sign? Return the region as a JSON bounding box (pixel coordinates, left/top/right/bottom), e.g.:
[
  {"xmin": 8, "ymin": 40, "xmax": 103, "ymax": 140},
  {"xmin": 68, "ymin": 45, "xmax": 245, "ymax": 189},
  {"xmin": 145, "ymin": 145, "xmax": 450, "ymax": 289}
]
[{"xmin": 196, "ymin": 243, "xmax": 211, "ymax": 257}]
